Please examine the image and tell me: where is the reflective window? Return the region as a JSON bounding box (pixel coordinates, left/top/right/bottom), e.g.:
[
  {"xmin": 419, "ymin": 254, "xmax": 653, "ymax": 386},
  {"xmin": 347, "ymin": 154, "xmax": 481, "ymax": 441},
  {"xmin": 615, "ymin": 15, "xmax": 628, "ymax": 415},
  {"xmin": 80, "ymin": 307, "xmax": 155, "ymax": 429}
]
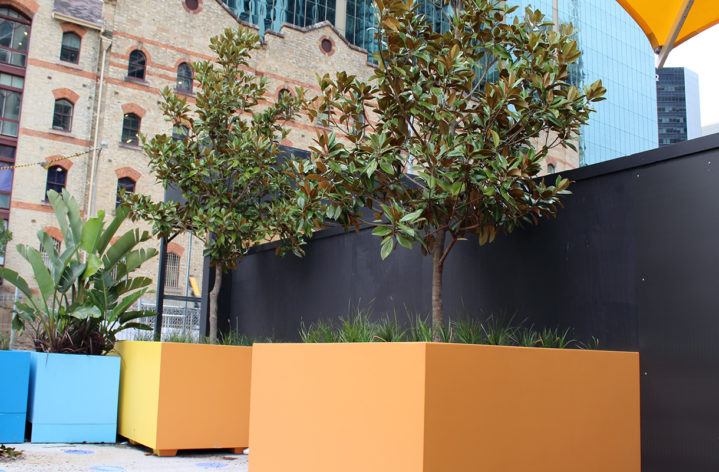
[
  {"xmin": 121, "ymin": 113, "xmax": 141, "ymax": 145},
  {"xmin": 0, "ymin": 86, "xmax": 21, "ymax": 137},
  {"xmin": 45, "ymin": 165, "xmax": 66, "ymax": 200},
  {"xmin": 116, "ymin": 177, "xmax": 135, "ymax": 208},
  {"xmin": 52, "ymin": 98, "xmax": 73, "ymax": 131},
  {"xmin": 176, "ymin": 62, "xmax": 193, "ymax": 92},
  {"xmin": 165, "ymin": 252, "xmax": 180, "ymax": 289},
  {"xmin": 127, "ymin": 50, "xmax": 146, "ymax": 80},
  {"xmin": 60, "ymin": 32, "xmax": 81, "ymax": 63},
  {"xmin": 0, "ymin": 7, "xmax": 30, "ymax": 69}
]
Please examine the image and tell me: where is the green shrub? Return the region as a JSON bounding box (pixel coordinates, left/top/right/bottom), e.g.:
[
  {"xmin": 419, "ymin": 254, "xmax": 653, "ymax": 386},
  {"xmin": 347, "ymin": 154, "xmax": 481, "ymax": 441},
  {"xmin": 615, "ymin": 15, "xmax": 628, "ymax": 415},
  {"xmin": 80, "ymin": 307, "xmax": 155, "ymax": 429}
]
[
  {"xmin": 0, "ymin": 190, "xmax": 157, "ymax": 355},
  {"xmin": 538, "ymin": 327, "xmax": 575, "ymax": 349}
]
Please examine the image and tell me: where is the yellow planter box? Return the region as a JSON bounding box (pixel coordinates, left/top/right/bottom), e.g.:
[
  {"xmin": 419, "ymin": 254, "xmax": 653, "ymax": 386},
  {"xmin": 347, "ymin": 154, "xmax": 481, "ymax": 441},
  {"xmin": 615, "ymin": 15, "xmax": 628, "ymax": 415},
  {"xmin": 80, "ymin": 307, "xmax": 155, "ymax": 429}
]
[
  {"xmin": 250, "ymin": 342, "xmax": 640, "ymax": 472},
  {"xmin": 116, "ymin": 341, "xmax": 251, "ymax": 457}
]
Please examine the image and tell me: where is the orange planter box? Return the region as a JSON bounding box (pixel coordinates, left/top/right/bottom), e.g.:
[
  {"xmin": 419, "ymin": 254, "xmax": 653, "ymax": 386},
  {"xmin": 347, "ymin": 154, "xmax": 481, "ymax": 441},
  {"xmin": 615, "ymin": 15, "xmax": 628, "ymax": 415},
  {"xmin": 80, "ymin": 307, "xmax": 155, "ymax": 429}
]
[
  {"xmin": 250, "ymin": 342, "xmax": 640, "ymax": 472},
  {"xmin": 116, "ymin": 341, "xmax": 251, "ymax": 457}
]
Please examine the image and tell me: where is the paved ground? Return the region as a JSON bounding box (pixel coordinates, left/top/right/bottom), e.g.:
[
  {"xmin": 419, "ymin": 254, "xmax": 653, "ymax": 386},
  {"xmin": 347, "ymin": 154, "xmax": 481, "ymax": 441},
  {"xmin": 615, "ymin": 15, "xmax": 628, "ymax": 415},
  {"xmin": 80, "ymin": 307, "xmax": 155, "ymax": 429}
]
[{"xmin": 0, "ymin": 442, "xmax": 249, "ymax": 472}]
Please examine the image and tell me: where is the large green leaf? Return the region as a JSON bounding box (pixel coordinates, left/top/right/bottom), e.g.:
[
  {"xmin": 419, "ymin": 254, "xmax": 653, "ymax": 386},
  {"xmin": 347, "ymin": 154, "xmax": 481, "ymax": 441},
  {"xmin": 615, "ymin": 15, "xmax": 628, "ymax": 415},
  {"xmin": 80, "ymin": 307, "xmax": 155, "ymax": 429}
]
[
  {"xmin": 68, "ymin": 304, "xmax": 102, "ymax": 320},
  {"xmin": 107, "ymin": 290, "xmax": 146, "ymax": 323},
  {"xmin": 103, "ymin": 229, "xmax": 151, "ymax": 273},
  {"xmin": 112, "ymin": 276, "xmax": 153, "ymax": 298},
  {"xmin": 48, "ymin": 190, "xmax": 72, "ymax": 246},
  {"xmin": 83, "ymin": 253, "xmax": 101, "ymax": 279},
  {"xmin": 58, "ymin": 262, "xmax": 86, "ymax": 293},
  {"xmin": 63, "ymin": 189, "xmax": 84, "ymax": 246},
  {"xmin": 118, "ymin": 310, "xmax": 155, "ymax": 325},
  {"xmin": 0, "ymin": 266, "xmax": 35, "ymax": 301},
  {"xmin": 80, "ymin": 216, "xmax": 104, "ymax": 254},
  {"xmin": 16, "ymin": 245, "xmax": 54, "ymax": 306},
  {"xmin": 115, "ymin": 248, "xmax": 157, "ymax": 280},
  {"xmin": 97, "ymin": 206, "xmax": 129, "ymax": 255}
]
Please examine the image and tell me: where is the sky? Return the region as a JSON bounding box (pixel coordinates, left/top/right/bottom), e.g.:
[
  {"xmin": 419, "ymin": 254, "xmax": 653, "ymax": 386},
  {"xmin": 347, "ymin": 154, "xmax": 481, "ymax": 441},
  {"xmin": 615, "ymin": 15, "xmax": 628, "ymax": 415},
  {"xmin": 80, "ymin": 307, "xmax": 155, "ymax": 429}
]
[{"xmin": 664, "ymin": 24, "xmax": 719, "ymax": 128}]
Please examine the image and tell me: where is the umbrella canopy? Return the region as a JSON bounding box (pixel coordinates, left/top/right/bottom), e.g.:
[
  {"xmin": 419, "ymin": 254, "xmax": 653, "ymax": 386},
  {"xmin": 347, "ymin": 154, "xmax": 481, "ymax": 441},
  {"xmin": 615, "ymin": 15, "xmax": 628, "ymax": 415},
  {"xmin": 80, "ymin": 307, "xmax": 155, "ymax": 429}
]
[{"xmin": 616, "ymin": 0, "xmax": 718, "ymax": 67}]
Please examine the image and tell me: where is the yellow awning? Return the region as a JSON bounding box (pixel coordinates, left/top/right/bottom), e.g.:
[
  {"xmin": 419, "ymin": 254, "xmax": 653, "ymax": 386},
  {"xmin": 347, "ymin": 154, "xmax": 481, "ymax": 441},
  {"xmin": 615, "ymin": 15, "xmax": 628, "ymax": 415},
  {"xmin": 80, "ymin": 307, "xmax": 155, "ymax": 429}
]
[{"xmin": 617, "ymin": 0, "xmax": 718, "ymax": 52}]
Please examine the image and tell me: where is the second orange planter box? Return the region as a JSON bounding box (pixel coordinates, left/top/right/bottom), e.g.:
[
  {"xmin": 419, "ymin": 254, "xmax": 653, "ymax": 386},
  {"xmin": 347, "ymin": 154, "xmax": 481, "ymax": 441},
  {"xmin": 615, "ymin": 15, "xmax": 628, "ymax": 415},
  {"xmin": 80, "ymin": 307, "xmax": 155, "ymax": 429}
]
[{"xmin": 116, "ymin": 340, "xmax": 252, "ymax": 457}]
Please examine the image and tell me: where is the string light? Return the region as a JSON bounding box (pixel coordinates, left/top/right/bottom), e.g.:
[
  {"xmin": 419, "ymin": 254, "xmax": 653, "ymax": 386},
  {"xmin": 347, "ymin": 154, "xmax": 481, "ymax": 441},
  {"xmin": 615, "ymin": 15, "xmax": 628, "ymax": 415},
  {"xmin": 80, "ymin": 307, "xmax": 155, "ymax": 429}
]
[{"xmin": 0, "ymin": 147, "xmax": 102, "ymax": 172}]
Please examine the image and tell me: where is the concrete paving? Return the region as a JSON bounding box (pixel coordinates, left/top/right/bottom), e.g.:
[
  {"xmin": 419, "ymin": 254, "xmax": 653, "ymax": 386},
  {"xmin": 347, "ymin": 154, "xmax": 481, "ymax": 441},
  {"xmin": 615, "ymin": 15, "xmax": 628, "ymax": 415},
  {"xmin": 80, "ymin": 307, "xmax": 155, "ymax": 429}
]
[{"xmin": 0, "ymin": 442, "xmax": 249, "ymax": 472}]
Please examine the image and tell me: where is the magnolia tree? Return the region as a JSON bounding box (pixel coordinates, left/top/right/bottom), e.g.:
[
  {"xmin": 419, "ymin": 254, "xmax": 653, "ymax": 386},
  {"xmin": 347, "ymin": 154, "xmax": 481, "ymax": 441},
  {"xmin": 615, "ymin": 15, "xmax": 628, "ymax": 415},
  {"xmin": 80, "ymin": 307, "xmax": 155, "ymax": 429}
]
[
  {"xmin": 297, "ymin": 0, "xmax": 605, "ymax": 339},
  {"xmin": 126, "ymin": 28, "xmax": 322, "ymax": 342}
]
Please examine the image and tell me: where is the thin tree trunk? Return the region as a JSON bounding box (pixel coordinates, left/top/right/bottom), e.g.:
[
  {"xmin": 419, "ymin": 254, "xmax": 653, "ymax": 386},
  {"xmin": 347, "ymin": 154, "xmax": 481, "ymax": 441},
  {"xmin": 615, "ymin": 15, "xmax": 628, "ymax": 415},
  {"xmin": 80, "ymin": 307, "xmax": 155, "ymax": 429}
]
[
  {"xmin": 208, "ymin": 263, "xmax": 222, "ymax": 344},
  {"xmin": 431, "ymin": 230, "xmax": 446, "ymax": 342}
]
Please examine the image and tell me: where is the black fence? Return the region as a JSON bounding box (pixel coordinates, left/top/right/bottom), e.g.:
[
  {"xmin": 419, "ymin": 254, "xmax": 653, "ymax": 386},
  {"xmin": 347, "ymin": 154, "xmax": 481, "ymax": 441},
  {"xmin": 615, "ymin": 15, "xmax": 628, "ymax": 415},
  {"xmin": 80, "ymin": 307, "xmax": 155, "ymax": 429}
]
[{"xmin": 203, "ymin": 134, "xmax": 719, "ymax": 470}]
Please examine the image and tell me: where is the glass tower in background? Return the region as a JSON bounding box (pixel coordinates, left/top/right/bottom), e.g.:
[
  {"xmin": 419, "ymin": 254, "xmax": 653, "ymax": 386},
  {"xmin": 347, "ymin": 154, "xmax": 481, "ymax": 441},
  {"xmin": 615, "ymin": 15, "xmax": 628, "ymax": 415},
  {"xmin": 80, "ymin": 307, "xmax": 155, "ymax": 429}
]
[
  {"xmin": 221, "ymin": 0, "xmax": 659, "ymax": 166},
  {"xmin": 656, "ymin": 67, "xmax": 702, "ymax": 146},
  {"xmin": 511, "ymin": 0, "xmax": 658, "ymax": 165}
]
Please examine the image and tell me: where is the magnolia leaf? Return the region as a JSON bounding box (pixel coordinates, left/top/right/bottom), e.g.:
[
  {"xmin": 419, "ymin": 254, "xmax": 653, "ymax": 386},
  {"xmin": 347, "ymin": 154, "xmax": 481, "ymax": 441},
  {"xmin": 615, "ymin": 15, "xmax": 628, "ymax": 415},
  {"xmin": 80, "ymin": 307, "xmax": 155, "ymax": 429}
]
[
  {"xmin": 399, "ymin": 209, "xmax": 423, "ymax": 223},
  {"xmin": 380, "ymin": 239, "xmax": 394, "ymax": 260}
]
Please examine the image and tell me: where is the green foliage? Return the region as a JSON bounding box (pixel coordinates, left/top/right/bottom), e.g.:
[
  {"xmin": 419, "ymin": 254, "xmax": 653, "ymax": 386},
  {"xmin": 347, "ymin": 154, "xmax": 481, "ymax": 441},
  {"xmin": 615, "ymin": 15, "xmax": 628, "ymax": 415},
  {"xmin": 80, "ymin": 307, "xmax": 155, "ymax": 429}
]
[
  {"xmin": 407, "ymin": 315, "xmax": 452, "ymax": 342},
  {"xmin": 293, "ymin": 0, "xmax": 606, "ymax": 335},
  {"xmin": 0, "ymin": 190, "xmax": 156, "ymax": 355},
  {"xmin": 373, "ymin": 311, "xmax": 406, "ymax": 342},
  {"xmin": 481, "ymin": 315, "xmax": 519, "ymax": 345},
  {"xmin": 299, "ymin": 319, "xmax": 338, "ymax": 343},
  {"xmin": 163, "ymin": 330, "xmax": 197, "ymax": 344},
  {"xmin": 0, "ymin": 331, "xmax": 9, "ymax": 350},
  {"xmin": 125, "ymin": 27, "xmax": 324, "ymax": 342},
  {"xmin": 452, "ymin": 318, "xmax": 484, "ymax": 344},
  {"xmin": 0, "ymin": 224, "xmax": 11, "ymax": 261},
  {"xmin": 0, "ymin": 444, "xmax": 21, "ymax": 459},
  {"xmin": 577, "ymin": 336, "xmax": 600, "ymax": 350},
  {"xmin": 538, "ymin": 327, "xmax": 575, "ymax": 349},
  {"xmin": 515, "ymin": 326, "xmax": 541, "ymax": 347},
  {"xmin": 298, "ymin": 306, "xmax": 595, "ymax": 349}
]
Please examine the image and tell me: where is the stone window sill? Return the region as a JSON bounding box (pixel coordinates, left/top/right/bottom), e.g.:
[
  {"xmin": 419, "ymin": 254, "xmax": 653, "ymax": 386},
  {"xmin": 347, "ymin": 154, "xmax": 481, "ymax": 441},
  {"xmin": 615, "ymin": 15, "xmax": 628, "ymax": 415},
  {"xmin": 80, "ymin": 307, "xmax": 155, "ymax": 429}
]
[{"xmin": 118, "ymin": 142, "xmax": 142, "ymax": 151}]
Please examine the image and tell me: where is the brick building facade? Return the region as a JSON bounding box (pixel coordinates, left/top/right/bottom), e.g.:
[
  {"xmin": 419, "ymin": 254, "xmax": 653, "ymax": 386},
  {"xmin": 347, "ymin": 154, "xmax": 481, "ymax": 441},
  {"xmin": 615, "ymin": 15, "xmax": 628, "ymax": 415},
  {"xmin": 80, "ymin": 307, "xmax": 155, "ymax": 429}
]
[{"xmin": 0, "ymin": 0, "xmax": 577, "ymax": 340}]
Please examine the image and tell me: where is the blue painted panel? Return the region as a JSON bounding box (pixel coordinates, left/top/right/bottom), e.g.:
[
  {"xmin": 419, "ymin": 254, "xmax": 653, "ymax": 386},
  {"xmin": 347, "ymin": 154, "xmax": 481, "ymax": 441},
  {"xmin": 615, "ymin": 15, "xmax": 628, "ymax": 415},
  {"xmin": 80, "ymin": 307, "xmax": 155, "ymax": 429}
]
[
  {"xmin": 0, "ymin": 350, "xmax": 30, "ymax": 443},
  {"xmin": 28, "ymin": 352, "xmax": 120, "ymax": 443}
]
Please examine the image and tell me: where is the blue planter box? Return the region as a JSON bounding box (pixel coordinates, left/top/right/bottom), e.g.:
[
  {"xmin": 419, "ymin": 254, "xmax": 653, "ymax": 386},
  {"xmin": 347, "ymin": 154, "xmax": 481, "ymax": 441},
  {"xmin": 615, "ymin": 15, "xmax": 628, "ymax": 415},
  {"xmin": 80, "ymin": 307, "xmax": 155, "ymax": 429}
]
[
  {"xmin": 28, "ymin": 352, "xmax": 121, "ymax": 443},
  {"xmin": 0, "ymin": 350, "xmax": 30, "ymax": 443}
]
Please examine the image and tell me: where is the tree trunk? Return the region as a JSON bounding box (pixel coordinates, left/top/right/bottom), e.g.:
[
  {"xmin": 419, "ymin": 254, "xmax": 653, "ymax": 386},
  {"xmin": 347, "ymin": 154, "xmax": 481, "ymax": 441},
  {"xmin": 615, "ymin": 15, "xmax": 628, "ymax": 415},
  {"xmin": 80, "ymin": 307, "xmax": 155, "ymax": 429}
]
[
  {"xmin": 208, "ymin": 263, "xmax": 222, "ymax": 344},
  {"xmin": 431, "ymin": 230, "xmax": 446, "ymax": 342}
]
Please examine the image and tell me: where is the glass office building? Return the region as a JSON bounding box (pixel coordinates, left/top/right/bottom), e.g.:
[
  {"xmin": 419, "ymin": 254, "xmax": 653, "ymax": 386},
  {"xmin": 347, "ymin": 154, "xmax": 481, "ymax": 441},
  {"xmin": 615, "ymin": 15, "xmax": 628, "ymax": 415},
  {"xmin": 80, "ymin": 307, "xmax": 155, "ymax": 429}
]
[
  {"xmin": 510, "ymin": 0, "xmax": 658, "ymax": 165},
  {"xmin": 656, "ymin": 67, "xmax": 702, "ymax": 146},
  {"xmin": 221, "ymin": 0, "xmax": 658, "ymax": 166}
]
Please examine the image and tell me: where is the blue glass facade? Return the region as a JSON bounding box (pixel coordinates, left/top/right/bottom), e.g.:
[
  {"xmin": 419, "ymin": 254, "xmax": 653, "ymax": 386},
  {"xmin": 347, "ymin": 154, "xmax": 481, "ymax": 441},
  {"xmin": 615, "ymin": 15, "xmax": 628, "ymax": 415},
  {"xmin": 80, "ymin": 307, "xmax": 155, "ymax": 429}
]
[
  {"xmin": 511, "ymin": 0, "xmax": 658, "ymax": 165},
  {"xmin": 656, "ymin": 67, "xmax": 702, "ymax": 146},
  {"xmin": 221, "ymin": 0, "xmax": 336, "ymax": 37}
]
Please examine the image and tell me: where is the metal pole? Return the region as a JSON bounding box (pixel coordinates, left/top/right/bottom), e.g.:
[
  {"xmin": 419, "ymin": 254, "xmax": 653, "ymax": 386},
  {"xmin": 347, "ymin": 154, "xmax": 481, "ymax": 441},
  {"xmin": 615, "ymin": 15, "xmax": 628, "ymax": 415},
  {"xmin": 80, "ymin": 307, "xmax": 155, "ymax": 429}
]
[
  {"xmin": 154, "ymin": 237, "xmax": 168, "ymax": 341},
  {"xmin": 183, "ymin": 232, "xmax": 193, "ymax": 333}
]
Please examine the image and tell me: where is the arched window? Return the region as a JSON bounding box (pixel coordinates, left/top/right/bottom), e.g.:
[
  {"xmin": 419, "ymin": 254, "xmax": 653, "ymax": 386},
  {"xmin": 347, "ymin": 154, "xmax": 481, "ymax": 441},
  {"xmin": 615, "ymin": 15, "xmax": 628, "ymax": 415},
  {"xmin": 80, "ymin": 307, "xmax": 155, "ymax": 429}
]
[
  {"xmin": 52, "ymin": 99, "xmax": 73, "ymax": 131},
  {"xmin": 127, "ymin": 50, "xmax": 146, "ymax": 80},
  {"xmin": 547, "ymin": 163, "xmax": 556, "ymax": 174},
  {"xmin": 116, "ymin": 177, "xmax": 135, "ymax": 208},
  {"xmin": 176, "ymin": 62, "xmax": 193, "ymax": 93},
  {"xmin": 121, "ymin": 113, "xmax": 141, "ymax": 145},
  {"xmin": 60, "ymin": 32, "xmax": 81, "ymax": 63},
  {"xmin": 164, "ymin": 252, "xmax": 180, "ymax": 289},
  {"xmin": 45, "ymin": 165, "xmax": 66, "ymax": 200},
  {"xmin": 0, "ymin": 7, "xmax": 30, "ymax": 68}
]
